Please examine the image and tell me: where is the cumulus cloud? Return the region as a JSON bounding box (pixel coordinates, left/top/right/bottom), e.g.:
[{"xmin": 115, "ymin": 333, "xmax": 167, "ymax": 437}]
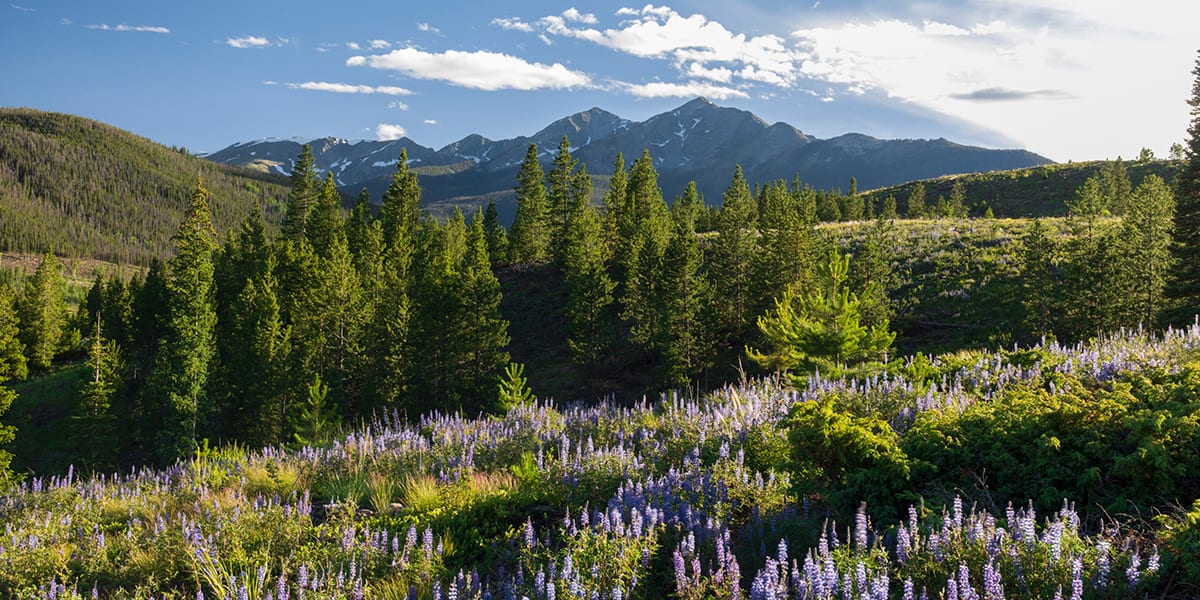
[
  {"xmin": 226, "ymin": 35, "xmax": 271, "ymax": 48},
  {"xmin": 369, "ymin": 39, "xmax": 391, "ymax": 49},
  {"xmin": 496, "ymin": 5, "xmax": 797, "ymax": 93},
  {"xmin": 375, "ymin": 124, "xmax": 407, "ymax": 141},
  {"xmin": 623, "ymin": 80, "xmax": 748, "ymax": 100},
  {"xmin": 87, "ymin": 23, "xmax": 170, "ymax": 33},
  {"xmin": 346, "ymin": 41, "xmax": 361, "ymax": 50},
  {"xmin": 347, "ymin": 47, "xmax": 591, "ymax": 91},
  {"xmin": 282, "ymin": 81, "xmax": 415, "ymax": 95}
]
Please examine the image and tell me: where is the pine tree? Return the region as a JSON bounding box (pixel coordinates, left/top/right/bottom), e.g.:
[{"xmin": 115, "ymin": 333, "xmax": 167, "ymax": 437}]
[
  {"xmin": 671, "ymin": 181, "xmax": 703, "ymax": 232},
  {"xmin": 378, "ymin": 148, "xmax": 422, "ymax": 254},
  {"xmin": 0, "ymin": 284, "xmax": 26, "ymax": 382},
  {"xmin": 1099, "ymin": 158, "xmax": 1132, "ymax": 215},
  {"xmin": 0, "ymin": 284, "xmax": 19, "ymax": 486},
  {"xmin": 1116, "ymin": 175, "xmax": 1175, "ymax": 326},
  {"xmin": 1021, "ymin": 219, "xmax": 1059, "ymax": 339},
  {"xmin": 617, "ymin": 151, "xmax": 672, "ymax": 333},
  {"xmin": 709, "ymin": 166, "xmax": 759, "ymax": 352},
  {"xmin": 345, "ymin": 188, "xmax": 374, "ymax": 262},
  {"xmin": 509, "ymin": 144, "xmax": 550, "ymax": 264},
  {"xmin": 906, "ymin": 183, "xmax": 926, "ymax": 219},
  {"xmin": 223, "ymin": 264, "xmax": 291, "ymax": 446},
  {"xmin": 564, "ymin": 202, "xmax": 616, "ymax": 368},
  {"xmin": 753, "ymin": 180, "xmax": 813, "ymax": 315},
  {"xmin": 151, "ymin": 180, "xmax": 219, "ymax": 462},
  {"xmin": 948, "ymin": 180, "xmax": 968, "ymax": 218},
  {"xmin": 880, "ymin": 195, "xmax": 898, "ymax": 220},
  {"xmin": 655, "ymin": 216, "xmax": 713, "ymax": 387},
  {"xmin": 850, "ymin": 217, "xmax": 897, "ymax": 329},
  {"xmin": 291, "ymin": 373, "xmax": 335, "ymax": 447},
  {"xmin": 1167, "ymin": 50, "xmax": 1200, "ymax": 321},
  {"xmin": 497, "ymin": 362, "xmax": 534, "ymax": 411},
  {"xmin": 547, "ymin": 135, "xmax": 581, "ymax": 262},
  {"xmin": 460, "ymin": 211, "xmax": 510, "ymax": 409},
  {"xmin": 482, "ymin": 200, "xmax": 509, "ymax": 266},
  {"xmin": 282, "ymin": 144, "xmax": 317, "ymax": 240},
  {"xmin": 75, "ymin": 318, "xmax": 123, "ymax": 471},
  {"xmin": 306, "ymin": 172, "xmax": 343, "ymax": 258},
  {"xmin": 18, "ymin": 251, "xmax": 68, "ymax": 371},
  {"xmin": 603, "ymin": 152, "xmax": 628, "ymax": 255},
  {"xmin": 747, "ymin": 250, "xmax": 894, "ymax": 378}
]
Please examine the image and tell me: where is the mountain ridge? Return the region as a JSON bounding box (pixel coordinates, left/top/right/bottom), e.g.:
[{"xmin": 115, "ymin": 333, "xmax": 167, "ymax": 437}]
[{"xmin": 204, "ymin": 97, "xmax": 1052, "ymax": 219}]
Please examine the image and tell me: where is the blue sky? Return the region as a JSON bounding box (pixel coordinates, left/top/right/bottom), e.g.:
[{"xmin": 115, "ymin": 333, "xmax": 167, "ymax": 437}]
[{"xmin": 2, "ymin": 0, "xmax": 1197, "ymax": 162}]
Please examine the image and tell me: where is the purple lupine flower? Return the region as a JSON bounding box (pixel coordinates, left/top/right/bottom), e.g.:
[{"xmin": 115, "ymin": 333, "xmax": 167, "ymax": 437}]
[
  {"xmin": 1126, "ymin": 552, "xmax": 1141, "ymax": 589},
  {"xmin": 903, "ymin": 578, "xmax": 915, "ymax": 600},
  {"xmin": 1096, "ymin": 541, "xmax": 1111, "ymax": 588},
  {"xmin": 856, "ymin": 503, "xmax": 869, "ymax": 549},
  {"xmin": 673, "ymin": 550, "xmax": 687, "ymax": 592},
  {"xmin": 1070, "ymin": 557, "xmax": 1083, "ymax": 600},
  {"xmin": 524, "ymin": 519, "xmax": 536, "ymax": 549},
  {"xmin": 1147, "ymin": 547, "xmax": 1160, "ymax": 573}
]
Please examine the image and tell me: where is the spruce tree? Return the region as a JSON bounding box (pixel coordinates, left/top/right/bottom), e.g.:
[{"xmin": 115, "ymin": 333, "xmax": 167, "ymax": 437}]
[
  {"xmin": 0, "ymin": 284, "xmax": 26, "ymax": 382},
  {"xmin": 306, "ymin": 172, "xmax": 343, "ymax": 258},
  {"xmin": 1099, "ymin": 158, "xmax": 1132, "ymax": 215},
  {"xmin": 747, "ymin": 250, "xmax": 894, "ymax": 378},
  {"xmin": 291, "ymin": 373, "xmax": 335, "ymax": 447},
  {"xmin": 378, "ymin": 148, "xmax": 422, "ymax": 253},
  {"xmin": 460, "ymin": 211, "xmax": 510, "ymax": 408},
  {"xmin": 850, "ymin": 217, "xmax": 897, "ymax": 329},
  {"xmin": 0, "ymin": 284, "xmax": 19, "ymax": 486},
  {"xmin": 1167, "ymin": 50, "xmax": 1200, "ymax": 320},
  {"xmin": 224, "ymin": 264, "xmax": 291, "ymax": 446},
  {"xmin": 18, "ymin": 251, "xmax": 68, "ymax": 371},
  {"xmin": 152, "ymin": 180, "xmax": 219, "ymax": 462},
  {"xmin": 617, "ymin": 151, "xmax": 671, "ymax": 319},
  {"xmin": 75, "ymin": 319, "xmax": 123, "ymax": 471},
  {"xmin": 564, "ymin": 202, "xmax": 616, "ymax": 368},
  {"xmin": 282, "ymin": 144, "xmax": 317, "ymax": 240},
  {"xmin": 753, "ymin": 180, "xmax": 812, "ymax": 315},
  {"xmin": 1117, "ymin": 175, "xmax": 1175, "ymax": 325},
  {"xmin": 509, "ymin": 144, "xmax": 549, "ymax": 264},
  {"xmin": 547, "ymin": 135, "xmax": 581, "ymax": 262},
  {"xmin": 603, "ymin": 152, "xmax": 628, "ymax": 255},
  {"xmin": 906, "ymin": 183, "xmax": 926, "ymax": 219},
  {"xmin": 656, "ymin": 216, "xmax": 713, "ymax": 387},
  {"xmin": 709, "ymin": 166, "xmax": 759, "ymax": 352},
  {"xmin": 1021, "ymin": 219, "xmax": 1059, "ymax": 339},
  {"xmin": 482, "ymin": 200, "xmax": 509, "ymax": 266}
]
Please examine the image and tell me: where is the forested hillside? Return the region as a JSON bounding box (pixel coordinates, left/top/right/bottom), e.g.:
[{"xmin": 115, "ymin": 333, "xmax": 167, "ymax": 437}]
[{"xmin": 0, "ymin": 109, "xmax": 290, "ymax": 264}]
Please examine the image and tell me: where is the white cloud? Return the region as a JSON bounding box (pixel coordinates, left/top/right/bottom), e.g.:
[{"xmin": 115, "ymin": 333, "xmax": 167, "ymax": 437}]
[
  {"xmin": 492, "ymin": 17, "xmax": 534, "ymax": 33},
  {"xmin": 10, "ymin": 4, "xmax": 35, "ymax": 12},
  {"xmin": 790, "ymin": 0, "xmax": 1200, "ymax": 160},
  {"xmin": 500, "ymin": 5, "xmax": 798, "ymax": 91},
  {"xmin": 388, "ymin": 100, "xmax": 410, "ymax": 110},
  {"xmin": 562, "ymin": 7, "xmax": 598, "ymax": 24},
  {"xmin": 226, "ymin": 35, "xmax": 270, "ymax": 48},
  {"xmin": 346, "ymin": 41, "xmax": 361, "ymax": 50},
  {"xmin": 87, "ymin": 23, "xmax": 170, "ymax": 33},
  {"xmin": 418, "ymin": 22, "xmax": 441, "ymax": 34},
  {"xmin": 623, "ymin": 80, "xmax": 749, "ymax": 100},
  {"xmin": 283, "ymin": 81, "xmax": 415, "ymax": 96},
  {"xmin": 375, "ymin": 124, "xmax": 407, "ymax": 141},
  {"xmin": 369, "ymin": 39, "xmax": 391, "ymax": 49},
  {"xmin": 424, "ymin": 119, "xmax": 438, "ymax": 125},
  {"xmin": 348, "ymin": 47, "xmax": 592, "ymax": 91}
]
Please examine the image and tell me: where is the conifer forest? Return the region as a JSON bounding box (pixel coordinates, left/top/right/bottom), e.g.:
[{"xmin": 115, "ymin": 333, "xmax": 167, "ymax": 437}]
[{"xmin": 3, "ymin": 47, "xmax": 1200, "ymax": 600}]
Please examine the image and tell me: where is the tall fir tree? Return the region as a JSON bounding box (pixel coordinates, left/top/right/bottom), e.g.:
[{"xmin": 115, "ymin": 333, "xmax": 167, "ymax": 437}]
[
  {"xmin": 709, "ymin": 166, "xmax": 759, "ymax": 354},
  {"xmin": 1167, "ymin": 50, "xmax": 1200, "ymax": 322},
  {"xmin": 461, "ymin": 210, "xmax": 510, "ymax": 409},
  {"xmin": 17, "ymin": 251, "xmax": 68, "ymax": 371},
  {"xmin": 655, "ymin": 215, "xmax": 713, "ymax": 387},
  {"xmin": 282, "ymin": 144, "xmax": 317, "ymax": 240},
  {"xmin": 509, "ymin": 144, "xmax": 550, "ymax": 264},
  {"xmin": 602, "ymin": 152, "xmax": 628, "ymax": 255},
  {"xmin": 152, "ymin": 180, "xmax": 219, "ymax": 462},
  {"xmin": 378, "ymin": 148, "xmax": 422, "ymax": 253},
  {"xmin": 1116, "ymin": 175, "xmax": 1175, "ymax": 326},
  {"xmin": 306, "ymin": 172, "xmax": 344, "ymax": 258},
  {"xmin": 1021, "ymin": 219, "xmax": 1059, "ymax": 340},
  {"xmin": 0, "ymin": 283, "xmax": 19, "ymax": 487},
  {"xmin": 482, "ymin": 200, "xmax": 509, "ymax": 267},
  {"xmin": 564, "ymin": 202, "xmax": 616, "ymax": 368},
  {"xmin": 905, "ymin": 183, "xmax": 926, "ymax": 219},
  {"xmin": 849, "ymin": 217, "xmax": 898, "ymax": 330},
  {"xmin": 753, "ymin": 180, "xmax": 812, "ymax": 316},
  {"xmin": 75, "ymin": 319, "xmax": 123, "ymax": 471},
  {"xmin": 222, "ymin": 263, "xmax": 291, "ymax": 446},
  {"xmin": 1099, "ymin": 158, "xmax": 1132, "ymax": 215},
  {"xmin": 547, "ymin": 136, "xmax": 582, "ymax": 263}
]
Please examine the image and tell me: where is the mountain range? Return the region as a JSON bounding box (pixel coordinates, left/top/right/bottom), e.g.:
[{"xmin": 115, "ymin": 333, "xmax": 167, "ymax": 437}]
[{"xmin": 204, "ymin": 98, "xmax": 1052, "ymax": 220}]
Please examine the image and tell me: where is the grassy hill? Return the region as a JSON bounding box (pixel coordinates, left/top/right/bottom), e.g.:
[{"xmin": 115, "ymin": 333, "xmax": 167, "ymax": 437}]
[
  {"xmin": 0, "ymin": 108, "xmax": 290, "ymax": 264},
  {"xmin": 860, "ymin": 158, "xmax": 1183, "ymax": 217}
]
